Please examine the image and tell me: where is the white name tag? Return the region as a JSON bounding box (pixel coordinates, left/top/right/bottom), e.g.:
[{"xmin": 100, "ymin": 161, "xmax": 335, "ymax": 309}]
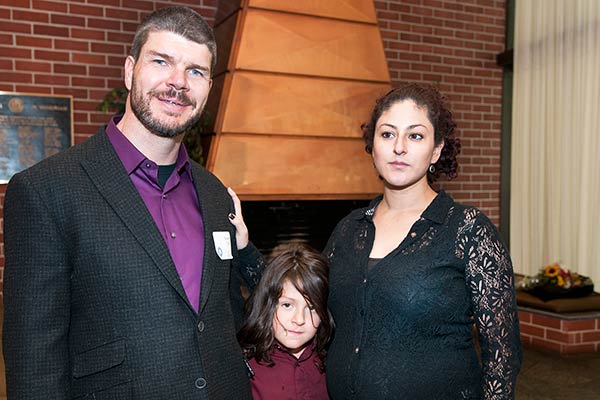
[{"xmin": 212, "ymin": 231, "xmax": 233, "ymax": 260}]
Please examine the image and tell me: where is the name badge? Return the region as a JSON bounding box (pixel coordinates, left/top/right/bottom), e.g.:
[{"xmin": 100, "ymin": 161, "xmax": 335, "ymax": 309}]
[{"xmin": 212, "ymin": 231, "xmax": 233, "ymax": 260}]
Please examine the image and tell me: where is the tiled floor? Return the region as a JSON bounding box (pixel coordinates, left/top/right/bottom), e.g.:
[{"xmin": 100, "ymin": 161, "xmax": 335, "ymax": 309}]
[{"xmin": 516, "ymin": 347, "xmax": 600, "ymax": 399}]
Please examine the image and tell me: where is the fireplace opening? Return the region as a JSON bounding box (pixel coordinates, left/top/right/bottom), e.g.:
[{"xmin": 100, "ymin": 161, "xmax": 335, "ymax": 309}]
[{"xmin": 241, "ymin": 199, "xmax": 370, "ymax": 255}]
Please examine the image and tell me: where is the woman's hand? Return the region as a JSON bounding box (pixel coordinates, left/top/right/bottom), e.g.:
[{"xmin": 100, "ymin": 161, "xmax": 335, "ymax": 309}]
[{"xmin": 227, "ymin": 187, "xmax": 249, "ymax": 250}]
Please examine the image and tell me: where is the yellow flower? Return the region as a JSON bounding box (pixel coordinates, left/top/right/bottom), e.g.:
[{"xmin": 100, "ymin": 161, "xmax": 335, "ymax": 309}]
[
  {"xmin": 556, "ymin": 275, "xmax": 565, "ymax": 287},
  {"xmin": 545, "ymin": 264, "xmax": 560, "ymax": 277}
]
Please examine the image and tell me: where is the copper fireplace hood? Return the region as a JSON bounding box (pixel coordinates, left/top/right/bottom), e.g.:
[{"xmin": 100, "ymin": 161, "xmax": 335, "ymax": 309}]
[{"xmin": 205, "ymin": 0, "xmax": 391, "ymax": 200}]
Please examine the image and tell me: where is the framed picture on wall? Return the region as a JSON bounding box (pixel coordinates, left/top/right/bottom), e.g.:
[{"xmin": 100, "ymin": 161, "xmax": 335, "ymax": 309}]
[{"xmin": 0, "ymin": 92, "xmax": 73, "ymax": 183}]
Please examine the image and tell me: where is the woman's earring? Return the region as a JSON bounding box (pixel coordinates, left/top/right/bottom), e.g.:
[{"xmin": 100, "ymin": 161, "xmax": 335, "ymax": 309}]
[{"xmin": 429, "ymin": 164, "xmax": 435, "ymax": 173}]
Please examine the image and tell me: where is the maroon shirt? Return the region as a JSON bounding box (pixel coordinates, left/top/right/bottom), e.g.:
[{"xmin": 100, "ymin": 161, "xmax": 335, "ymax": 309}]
[
  {"xmin": 249, "ymin": 342, "xmax": 329, "ymax": 400},
  {"xmin": 106, "ymin": 116, "xmax": 204, "ymax": 312}
]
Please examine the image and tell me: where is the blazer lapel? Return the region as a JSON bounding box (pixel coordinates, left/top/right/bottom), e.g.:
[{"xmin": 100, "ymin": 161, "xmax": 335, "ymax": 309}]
[
  {"xmin": 79, "ymin": 130, "xmax": 192, "ymax": 310},
  {"xmin": 191, "ymin": 163, "xmax": 219, "ymax": 314}
]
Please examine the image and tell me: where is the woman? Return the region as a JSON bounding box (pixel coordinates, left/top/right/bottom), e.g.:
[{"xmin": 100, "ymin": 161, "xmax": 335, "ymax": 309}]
[{"xmin": 229, "ymin": 83, "xmax": 522, "ymax": 399}]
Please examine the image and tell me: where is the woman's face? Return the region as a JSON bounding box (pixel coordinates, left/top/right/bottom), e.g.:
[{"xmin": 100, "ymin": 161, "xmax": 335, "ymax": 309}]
[
  {"xmin": 272, "ymin": 280, "xmax": 321, "ymax": 358},
  {"xmin": 372, "ymin": 99, "xmax": 443, "ymax": 189}
]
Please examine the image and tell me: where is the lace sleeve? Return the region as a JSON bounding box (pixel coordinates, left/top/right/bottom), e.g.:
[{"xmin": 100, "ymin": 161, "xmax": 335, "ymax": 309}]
[
  {"xmin": 463, "ymin": 210, "xmax": 522, "ymax": 400},
  {"xmin": 236, "ymin": 241, "xmax": 266, "ymax": 291}
]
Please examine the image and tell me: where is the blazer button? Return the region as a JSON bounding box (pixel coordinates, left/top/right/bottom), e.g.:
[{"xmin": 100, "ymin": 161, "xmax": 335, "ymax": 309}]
[
  {"xmin": 197, "ymin": 321, "xmax": 205, "ymax": 332},
  {"xmin": 195, "ymin": 377, "xmax": 207, "ymax": 389}
]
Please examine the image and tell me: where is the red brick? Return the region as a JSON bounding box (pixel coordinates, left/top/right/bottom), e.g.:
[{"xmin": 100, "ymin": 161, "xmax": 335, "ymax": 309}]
[
  {"xmin": 55, "ymin": 39, "xmax": 89, "ymax": 52},
  {"xmin": 71, "ymin": 53, "xmax": 106, "ymax": 65},
  {"xmin": 13, "ymin": 10, "xmax": 50, "ymax": 23},
  {"xmin": 69, "ymin": 4, "xmax": 104, "ymax": 17},
  {"xmin": 546, "ymin": 330, "xmax": 580, "ymax": 344},
  {"xmin": 91, "ymin": 43, "xmax": 125, "ymax": 55},
  {"xmin": 519, "ymin": 323, "xmax": 544, "ymax": 337},
  {"xmin": 75, "ymin": 100, "xmax": 105, "ymax": 111},
  {"xmin": 32, "ymin": 0, "xmax": 68, "ymax": 12},
  {"xmin": 14, "ymin": 85, "xmax": 51, "ymax": 94},
  {"xmin": 54, "ymin": 63, "xmax": 87, "ymax": 75},
  {"xmin": 105, "ymin": 7, "xmax": 140, "ymax": 21},
  {"xmin": 1, "ymin": 72, "xmax": 32, "ymax": 83},
  {"xmin": 581, "ymin": 331, "xmax": 600, "ymax": 343},
  {"xmin": 35, "ymin": 74, "xmax": 69, "ymax": 85},
  {"xmin": 33, "ymin": 25, "xmax": 70, "ymax": 38},
  {"xmin": 54, "ymin": 87, "xmax": 88, "ymax": 98},
  {"xmin": 71, "ymin": 28, "xmax": 105, "ymax": 41},
  {"xmin": 16, "ymin": 35, "xmax": 52, "ymax": 48},
  {"xmin": 35, "ymin": 49, "xmax": 69, "ymax": 62},
  {"xmin": 87, "ymin": 18, "xmax": 121, "ymax": 31},
  {"xmin": 90, "ymin": 66, "xmax": 123, "ymax": 78},
  {"xmin": 0, "ymin": 46, "xmax": 32, "ymax": 59},
  {"xmin": 2, "ymin": 21, "xmax": 32, "ymax": 34},
  {"xmin": 72, "ymin": 77, "xmax": 106, "ymax": 88},
  {"xmin": 0, "ymin": 59, "xmax": 13, "ymax": 69},
  {"xmin": 0, "ymin": 0, "xmax": 29, "ymax": 7},
  {"xmin": 51, "ymin": 14, "xmax": 86, "ymax": 27},
  {"xmin": 15, "ymin": 60, "xmax": 51, "ymax": 73},
  {"xmin": 562, "ymin": 343, "xmax": 597, "ymax": 355},
  {"xmin": 562, "ymin": 319, "xmax": 596, "ymax": 332},
  {"xmin": 121, "ymin": 0, "xmax": 154, "ymax": 12}
]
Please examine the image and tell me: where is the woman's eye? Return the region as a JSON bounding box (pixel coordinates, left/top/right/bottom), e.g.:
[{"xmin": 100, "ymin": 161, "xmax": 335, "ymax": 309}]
[
  {"xmin": 280, "ymin": 302, "xmax": 292, "ymax": 309},
  {"xmin": 381, "ymin": 131, "xmax": 395, "ymax": 139},
  {"xmin": 408, "ymin": 133, "xmax": 424, "ymax": 140},
  {"xmin": 308, "ymin": 305, "xmax": 316, "ymax": 312}
]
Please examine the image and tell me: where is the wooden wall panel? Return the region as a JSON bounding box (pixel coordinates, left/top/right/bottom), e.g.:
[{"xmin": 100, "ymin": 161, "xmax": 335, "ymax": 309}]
[
  {"xmin": 235, "ymin": 9, "xmax": 390, "ymax": 81},
  {"xmin": 248, "ymin": 0, "xmax": 376, "ymax": 23},
  {"xmin": 209, "ymin": 134, "xmax": 382, "ymax": 199},
  {"xmin": 210, "ymin": 1, "xmax": 390, "ymax": 199},
  {"xmin": 219, "ymin": 71, "xmax": 389, "ymax": 137}
]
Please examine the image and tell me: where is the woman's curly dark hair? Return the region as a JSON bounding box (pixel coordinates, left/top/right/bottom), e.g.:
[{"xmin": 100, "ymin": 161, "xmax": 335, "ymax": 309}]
[{"xmin": 362, "ymin": 83, "xmax": 461, "ymax": 182}]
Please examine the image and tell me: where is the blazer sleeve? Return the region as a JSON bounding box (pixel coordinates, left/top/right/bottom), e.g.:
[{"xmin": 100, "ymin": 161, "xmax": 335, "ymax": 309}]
[{"xmin": 3, "ymin": 171, "xmax": 71, "ymax": 399}]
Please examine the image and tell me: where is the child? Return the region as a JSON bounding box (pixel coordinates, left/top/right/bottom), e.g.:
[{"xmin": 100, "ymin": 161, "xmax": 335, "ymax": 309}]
[{"xmin": 238, "ymin": 241, "xmax": 334, "ymax": 400}]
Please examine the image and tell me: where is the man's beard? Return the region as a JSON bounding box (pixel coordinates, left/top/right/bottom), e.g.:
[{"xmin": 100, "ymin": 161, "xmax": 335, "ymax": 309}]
[{"xmin": 129, "ymin": 78, "xmax": 203, "ymax": 138}]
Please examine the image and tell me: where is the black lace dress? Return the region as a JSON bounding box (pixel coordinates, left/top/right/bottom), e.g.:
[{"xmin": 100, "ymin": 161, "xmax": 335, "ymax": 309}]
[{"xmin": 323, "ymin": 190, "xmax": 521, "ymax": 399}]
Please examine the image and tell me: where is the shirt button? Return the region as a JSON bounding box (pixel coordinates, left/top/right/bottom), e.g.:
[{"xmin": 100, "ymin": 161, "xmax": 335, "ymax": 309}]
[
  {"xmin": 162, "ymin": 194, "xmax": 167, "ymax": 199},
  {"xmin": 170, "ymin": 232, "xmax": 176, "ymax": 238},
  {"xmin": 197, "ymin": 321, "xmax": 205, "ymax": 332},
  {"xmin": 410, "ymin": 232, "xmax": 417, "ymax": 238},
  {"xmin": 195, "ymin": 377, "xmax": 207, "ymax": 389},
  {"xmin": 354, "ymin": 347, "xmax": 360, "ymax": 353},
  {"xmin": 363, "ymin": 278, "xmax": 367, "ymax": 283},
  {"xmin": 145, "ymin": 163, "xmax": 151, "ymax": 168}
]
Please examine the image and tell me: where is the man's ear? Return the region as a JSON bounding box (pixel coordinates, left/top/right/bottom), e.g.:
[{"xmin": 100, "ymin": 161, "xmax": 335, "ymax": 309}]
[{"xmin": 124, "ymin": 55, "xmax": 135, "ymax": 91}]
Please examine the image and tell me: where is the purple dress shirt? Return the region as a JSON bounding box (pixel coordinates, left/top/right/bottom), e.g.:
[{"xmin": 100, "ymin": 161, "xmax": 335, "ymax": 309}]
[{"xmin": 106, "ymin": 116, "xmax": 204, "ymax": 312}]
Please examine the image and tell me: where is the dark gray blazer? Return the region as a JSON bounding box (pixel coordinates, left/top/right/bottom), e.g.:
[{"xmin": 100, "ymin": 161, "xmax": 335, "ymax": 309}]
[{"xmin": 2, "ymin": 127, "xmax": 257, "ymax": 399}]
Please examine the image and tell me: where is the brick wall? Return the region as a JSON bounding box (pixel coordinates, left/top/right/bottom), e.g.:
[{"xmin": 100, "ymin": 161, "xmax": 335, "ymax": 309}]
[
  {"xmin": 0, "ymin": 0, "xmax": 507, "ymax": 296},
  {"xmin": 519, "ymin": 310, "xmax": 600, "ymax": 354}
]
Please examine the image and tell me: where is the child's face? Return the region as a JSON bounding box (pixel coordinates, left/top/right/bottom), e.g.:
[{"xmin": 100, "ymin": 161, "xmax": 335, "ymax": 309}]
[{"xmin": 273, "ymin": 280, "xmax": 321, "ymax": 358}]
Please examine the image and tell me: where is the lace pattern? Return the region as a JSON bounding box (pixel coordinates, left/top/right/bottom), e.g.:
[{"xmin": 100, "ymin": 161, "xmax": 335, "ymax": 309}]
[{"xmin": 323, "ymin": 191, "xmax": 521, "ymax": 399}]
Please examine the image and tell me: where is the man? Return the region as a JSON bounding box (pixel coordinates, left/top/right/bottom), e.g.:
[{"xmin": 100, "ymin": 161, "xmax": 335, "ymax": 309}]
[{"xmin": 3, "ymin": 7, "xmax": 258, "ymax": 399}]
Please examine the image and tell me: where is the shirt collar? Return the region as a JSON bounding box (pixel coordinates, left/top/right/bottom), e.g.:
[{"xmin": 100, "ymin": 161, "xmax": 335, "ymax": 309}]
[
  {"xmin": 106, "ymin": 115, "xmax": 192, "ymax": 179},
  {"xmin": 355, "ymin": 190, "xmax": 453, "ymax": 225},
  {"xmin": 273, "ymin": 340, "xmax": 316, "ymax": 362}
]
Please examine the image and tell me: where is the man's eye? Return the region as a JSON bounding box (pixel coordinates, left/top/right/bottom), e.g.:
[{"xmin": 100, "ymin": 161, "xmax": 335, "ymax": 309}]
[
  {"xmin": 190, "ymin": 69, "xmax": 205, "ymax": 78},
  {"xmin": 153, "ymin": 59, "xmax": 167, "ymax": 66}
]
